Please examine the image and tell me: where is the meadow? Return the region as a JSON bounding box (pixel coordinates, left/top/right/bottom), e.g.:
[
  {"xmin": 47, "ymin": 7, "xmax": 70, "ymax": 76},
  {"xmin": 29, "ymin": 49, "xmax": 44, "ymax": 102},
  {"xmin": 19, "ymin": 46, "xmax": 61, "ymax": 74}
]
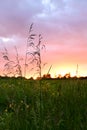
[{"xmin": 0, "ymin": 77, "xmax": 87, "ymax": 130}]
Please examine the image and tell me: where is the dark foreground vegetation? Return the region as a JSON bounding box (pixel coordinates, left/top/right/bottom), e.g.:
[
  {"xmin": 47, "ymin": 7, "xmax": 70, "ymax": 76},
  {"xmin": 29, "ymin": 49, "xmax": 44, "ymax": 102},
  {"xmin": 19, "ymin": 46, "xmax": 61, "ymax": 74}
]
[{"xmin": 0, "ymin": 77, "xmax": 87, "ymax": 130}]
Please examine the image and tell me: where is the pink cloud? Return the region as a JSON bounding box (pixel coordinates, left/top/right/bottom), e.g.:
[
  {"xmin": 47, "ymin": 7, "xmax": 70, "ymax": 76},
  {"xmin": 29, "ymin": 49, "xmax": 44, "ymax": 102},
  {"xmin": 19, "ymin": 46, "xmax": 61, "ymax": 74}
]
[{"xmin": 0, "ymin": 0, "xmax": 87, "ymax": 77}]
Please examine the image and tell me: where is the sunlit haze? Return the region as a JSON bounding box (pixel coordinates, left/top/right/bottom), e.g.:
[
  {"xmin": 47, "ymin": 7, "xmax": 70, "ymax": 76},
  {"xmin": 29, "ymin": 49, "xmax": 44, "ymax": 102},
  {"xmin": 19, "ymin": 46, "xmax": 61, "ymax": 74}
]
[{"xmin": 0, "ymin": 0, "xmax": 87, "ymax": 78}]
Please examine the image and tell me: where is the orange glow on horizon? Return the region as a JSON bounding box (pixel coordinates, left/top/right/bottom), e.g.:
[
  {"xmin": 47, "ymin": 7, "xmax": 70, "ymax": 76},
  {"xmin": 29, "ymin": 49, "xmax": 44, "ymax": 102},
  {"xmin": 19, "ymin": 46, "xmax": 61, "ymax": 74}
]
[{"xmin": 24, "ymin": 64, "xmax": 87, "ymax": 79}]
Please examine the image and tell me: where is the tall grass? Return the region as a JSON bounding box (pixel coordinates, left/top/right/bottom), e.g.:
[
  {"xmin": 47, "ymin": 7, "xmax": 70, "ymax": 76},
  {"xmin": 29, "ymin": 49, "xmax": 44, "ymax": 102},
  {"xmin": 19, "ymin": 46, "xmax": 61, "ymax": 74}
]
[
  {"xmin": 1, "ymin": 23, "xmax": 46, "ymax": 130},
  {"xmin": 0, "ymin": 77, "xmax": 87, "ymax": 130}
]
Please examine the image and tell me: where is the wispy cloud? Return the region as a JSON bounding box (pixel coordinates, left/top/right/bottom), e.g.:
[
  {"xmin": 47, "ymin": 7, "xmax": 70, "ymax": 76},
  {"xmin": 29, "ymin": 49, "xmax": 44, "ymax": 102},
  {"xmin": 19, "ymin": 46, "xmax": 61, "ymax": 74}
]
[{"xmin": 0, "ymin": 0, "xmax": 87, "ymax": 76}]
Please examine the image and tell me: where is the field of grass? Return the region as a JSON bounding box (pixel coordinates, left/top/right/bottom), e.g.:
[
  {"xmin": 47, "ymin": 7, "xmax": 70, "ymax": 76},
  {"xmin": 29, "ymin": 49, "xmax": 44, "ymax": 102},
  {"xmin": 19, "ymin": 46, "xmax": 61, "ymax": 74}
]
[{"xmin": 0, "ymin": 77, "xmax": 87, "ymax": 130}]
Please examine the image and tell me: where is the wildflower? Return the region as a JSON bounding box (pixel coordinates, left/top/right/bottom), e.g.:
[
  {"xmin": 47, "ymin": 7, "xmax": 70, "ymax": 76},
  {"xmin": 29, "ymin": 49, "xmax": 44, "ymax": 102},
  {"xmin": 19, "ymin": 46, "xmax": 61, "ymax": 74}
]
[
  {"xmin": 52, "ymin": 93, "xmax": 55, "ymax": 96},
  {"xmin": 26, "ymin": 105, "xmax": 29, "ymax": 109},
  {"xmin": 21, "ymin": 100, "xmax": 24, "ymax": 103},
  {"xmin": 9, "ymin": 104, "xmax": 12, "ymax": 108},
  {"xmin": 5, "ymin": 109, "xmax": 8, "ymax": 112}
]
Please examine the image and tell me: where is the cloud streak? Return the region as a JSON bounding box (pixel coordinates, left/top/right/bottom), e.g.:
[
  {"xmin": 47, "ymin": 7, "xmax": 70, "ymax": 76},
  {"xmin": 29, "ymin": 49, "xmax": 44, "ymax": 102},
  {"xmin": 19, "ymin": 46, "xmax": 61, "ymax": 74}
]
[{"xmin": 0, "ymin": 0, "xmax": 87, "ymax": 77}]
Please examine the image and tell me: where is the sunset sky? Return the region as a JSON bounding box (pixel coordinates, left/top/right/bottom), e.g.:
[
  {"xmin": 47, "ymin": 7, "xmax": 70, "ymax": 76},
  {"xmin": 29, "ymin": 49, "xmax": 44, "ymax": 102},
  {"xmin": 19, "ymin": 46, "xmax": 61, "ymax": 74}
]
[{"xmin": 0, "ymin": 0, "xmax": 87, "ymax": 78}]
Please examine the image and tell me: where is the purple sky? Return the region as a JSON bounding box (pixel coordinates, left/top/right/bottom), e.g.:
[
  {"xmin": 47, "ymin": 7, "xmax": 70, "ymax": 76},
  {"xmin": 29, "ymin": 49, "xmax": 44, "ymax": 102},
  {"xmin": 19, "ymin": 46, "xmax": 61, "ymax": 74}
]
[{"xmin": 0, "ymin": 0, "xmax": 87, "ymax": 77}]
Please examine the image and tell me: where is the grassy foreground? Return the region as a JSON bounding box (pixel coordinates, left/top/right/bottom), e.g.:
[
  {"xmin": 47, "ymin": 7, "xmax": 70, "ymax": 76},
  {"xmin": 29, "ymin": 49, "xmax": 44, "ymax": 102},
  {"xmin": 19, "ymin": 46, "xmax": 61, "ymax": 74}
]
[{"xmin": 0, "ymin": 77, "xmax": 87, "ymax": 130}]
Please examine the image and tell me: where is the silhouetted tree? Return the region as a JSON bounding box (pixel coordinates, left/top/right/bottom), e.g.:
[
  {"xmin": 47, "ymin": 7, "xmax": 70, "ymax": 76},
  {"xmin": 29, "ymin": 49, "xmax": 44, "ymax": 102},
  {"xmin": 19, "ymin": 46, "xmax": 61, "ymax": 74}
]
[{"xmin": 64, "ymin": 73, "xmax": 71, "ymax": 78}]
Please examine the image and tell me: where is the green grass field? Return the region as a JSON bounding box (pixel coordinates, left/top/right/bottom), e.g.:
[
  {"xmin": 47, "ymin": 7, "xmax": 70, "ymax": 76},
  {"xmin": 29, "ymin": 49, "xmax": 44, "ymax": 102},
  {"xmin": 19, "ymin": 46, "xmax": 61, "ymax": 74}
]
[{"xmin": 0, "ymin": 77, "xmax": 87, "ymax": 130}]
